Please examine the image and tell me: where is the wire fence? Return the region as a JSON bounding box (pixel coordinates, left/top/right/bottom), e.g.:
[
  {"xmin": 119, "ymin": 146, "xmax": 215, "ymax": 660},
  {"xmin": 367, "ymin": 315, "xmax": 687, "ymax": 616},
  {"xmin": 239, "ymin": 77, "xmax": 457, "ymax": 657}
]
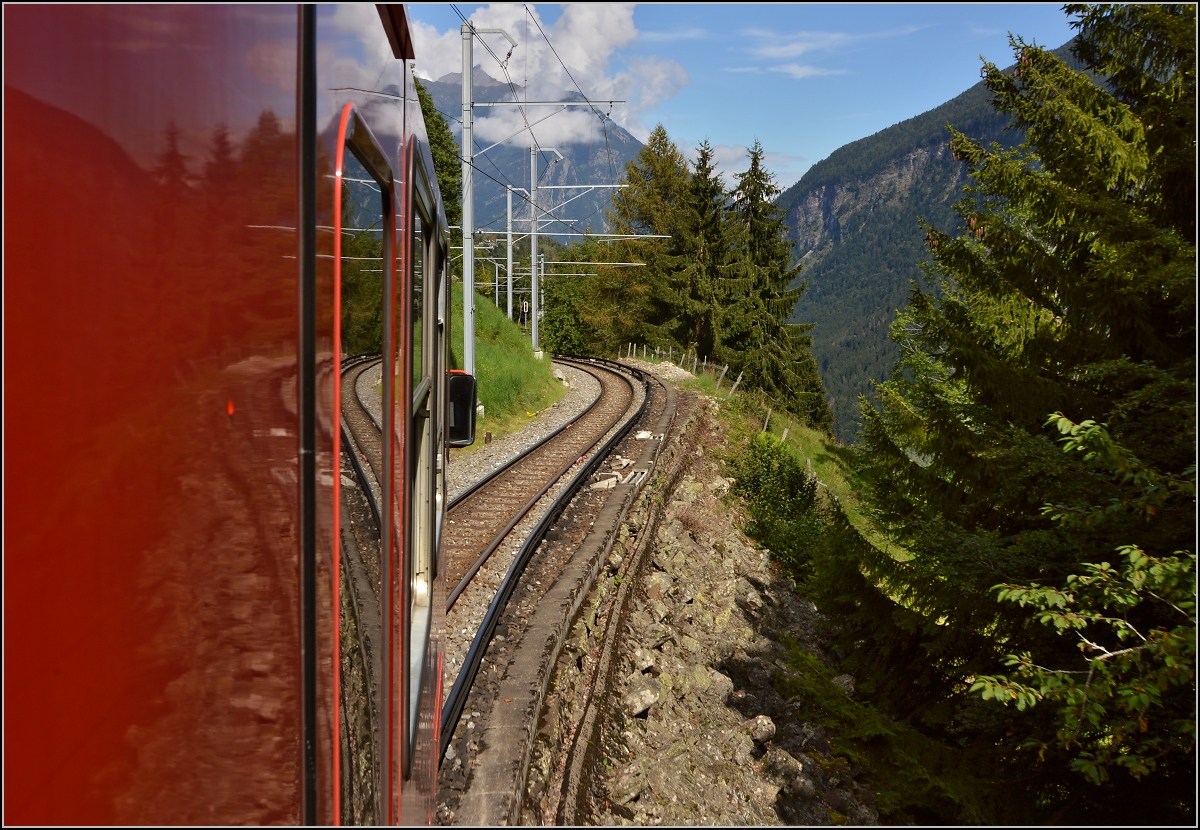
[{"xmin": 615, "ymin": 341, "xmax": 815, "ymax": 450}]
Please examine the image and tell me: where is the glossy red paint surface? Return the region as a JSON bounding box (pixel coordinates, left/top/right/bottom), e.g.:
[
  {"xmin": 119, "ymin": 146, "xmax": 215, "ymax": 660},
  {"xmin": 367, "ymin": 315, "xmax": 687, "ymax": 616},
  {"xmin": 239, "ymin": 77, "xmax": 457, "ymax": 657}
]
[
  {"xmin": 4, "ymin": 5, "xmax": 315, "ymax": 823},
  {"xmin": 5, "ymin": 5, "xmax": 443, "ymax": 824}
]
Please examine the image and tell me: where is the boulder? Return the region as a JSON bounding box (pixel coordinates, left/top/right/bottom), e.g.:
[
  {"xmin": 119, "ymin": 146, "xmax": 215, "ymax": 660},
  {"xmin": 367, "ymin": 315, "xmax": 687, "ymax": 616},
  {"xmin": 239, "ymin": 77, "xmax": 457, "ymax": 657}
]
[
  {"xmin": 623, "ymin": 675, "xmax": 661, "ymax": 717},
  {"xmin": 609, "ymin": 764, "xmax": 646, "ymax": 806},
  {"xmin": 643, "ymin": 571, "xmax": 673, "ymax": 601},
  {"xmin": 742, "ymin": 714, "xmax": 776, "ymax": 744},
  {"xmin": 709, "ymin": 670, "xmax": 734, "ymax": 704}
]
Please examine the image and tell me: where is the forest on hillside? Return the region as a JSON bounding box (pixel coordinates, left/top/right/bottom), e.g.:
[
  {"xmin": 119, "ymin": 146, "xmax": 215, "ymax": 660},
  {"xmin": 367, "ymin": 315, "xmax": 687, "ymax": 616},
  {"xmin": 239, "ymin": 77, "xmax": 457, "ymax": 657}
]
[
  {"xmin": 791, "ymin": 5, "xmax": 1194, "ymax": 822},
  {"xmin": 539, "ymin": 130, "xmax": 833, "ymax": 432},
  {"xmin": 780, "ymin": 43, "xmax": 1082, "ymax": 442}
]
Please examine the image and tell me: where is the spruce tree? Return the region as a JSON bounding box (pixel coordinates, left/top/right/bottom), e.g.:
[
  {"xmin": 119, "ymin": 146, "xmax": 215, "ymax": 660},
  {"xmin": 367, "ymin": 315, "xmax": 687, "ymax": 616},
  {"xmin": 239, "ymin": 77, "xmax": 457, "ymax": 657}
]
[
  {"xmin": 720, "ymin": 141, "xmax": 832, "ymax": 431},
  {"xmin": 674, "ymin": 140, "xmax": 732, "ymax": 358},
  {"xmin": 815, "ymin": 4, "xmax": 1194, "ymax": 817},
  {"xmin": 414, "ymin": 75, "xmax": 462, "ymax": 230},
  {"xmin": 605, "ymin": 125, "xmax": 690, "ymax": 348}
]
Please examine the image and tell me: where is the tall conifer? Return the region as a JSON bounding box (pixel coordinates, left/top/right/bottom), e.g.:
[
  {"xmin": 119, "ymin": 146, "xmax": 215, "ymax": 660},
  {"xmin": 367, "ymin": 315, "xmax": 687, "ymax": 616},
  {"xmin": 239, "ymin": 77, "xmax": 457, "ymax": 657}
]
[
  {"xmin": 414, "ymin": 76, "xmax": 462, "ymax": 230},
  {"xmin": 604, "ymin": 124, "xmax": 690, "ymax": 349},
  {"xmin": 720, "ymin": 141, "xmax": 832, "ymax": 431},
  {"xmin": 815, "ymin": 4, "xmax": 1194, "ymax": 815},
  {"xmin": 675, "ymin": 140, "xmax": 732, "ymax": 358}
]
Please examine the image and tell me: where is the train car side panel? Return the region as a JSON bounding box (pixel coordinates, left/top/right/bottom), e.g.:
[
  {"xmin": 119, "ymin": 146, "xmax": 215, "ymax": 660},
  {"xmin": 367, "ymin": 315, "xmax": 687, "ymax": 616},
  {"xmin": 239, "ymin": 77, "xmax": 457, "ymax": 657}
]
[{"xmin": 4, "ymin": 5, "xmax": 305, "ymax": 824}]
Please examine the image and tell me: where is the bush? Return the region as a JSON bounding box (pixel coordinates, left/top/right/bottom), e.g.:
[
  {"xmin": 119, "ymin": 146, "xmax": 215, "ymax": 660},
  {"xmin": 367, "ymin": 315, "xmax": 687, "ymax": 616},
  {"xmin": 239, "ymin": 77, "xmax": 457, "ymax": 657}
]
[{"xmin": 729, "ymin": 433, "xmax": 824, "ymax": 579}]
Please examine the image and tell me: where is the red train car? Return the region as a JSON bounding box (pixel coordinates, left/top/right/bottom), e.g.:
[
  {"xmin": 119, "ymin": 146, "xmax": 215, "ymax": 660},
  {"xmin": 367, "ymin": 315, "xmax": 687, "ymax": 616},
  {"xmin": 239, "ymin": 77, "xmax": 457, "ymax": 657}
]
[{"xmin": 4, "ymin": 4, "xmax": 470, "ymax": 824}]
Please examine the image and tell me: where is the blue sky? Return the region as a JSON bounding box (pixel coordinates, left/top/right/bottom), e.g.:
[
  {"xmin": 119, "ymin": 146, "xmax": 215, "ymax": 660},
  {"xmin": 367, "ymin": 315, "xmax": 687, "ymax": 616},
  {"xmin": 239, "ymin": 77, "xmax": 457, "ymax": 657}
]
[{"xmin": 405, "ymin": 3, "xmax": 1078, "ymax": 188}]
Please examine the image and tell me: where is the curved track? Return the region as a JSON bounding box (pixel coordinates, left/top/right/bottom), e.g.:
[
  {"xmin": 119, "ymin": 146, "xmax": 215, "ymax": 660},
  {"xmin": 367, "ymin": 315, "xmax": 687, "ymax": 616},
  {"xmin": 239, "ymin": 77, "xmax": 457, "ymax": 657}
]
[
  {"xmin": 443, "ymin": 361, "xmax": 635, "ymax": 609},
  {"xmin": 438, "ymin": 359, "xmax": 649, "ymax": 758},
  {"xmin": 335, "ymin": 356, "xmax": 649, "ymax": 794},
  {"xmin": 435, "ymin": 359, "xmax": 679, "ymax": 825}
]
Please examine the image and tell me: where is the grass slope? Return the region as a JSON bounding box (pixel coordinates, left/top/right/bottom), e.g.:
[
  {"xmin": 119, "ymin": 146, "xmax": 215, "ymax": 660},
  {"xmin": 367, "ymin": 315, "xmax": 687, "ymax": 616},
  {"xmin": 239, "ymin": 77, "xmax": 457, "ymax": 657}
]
[{"xmin": 450, "ymin": 282, "xmax": 567, "ymax": 449}]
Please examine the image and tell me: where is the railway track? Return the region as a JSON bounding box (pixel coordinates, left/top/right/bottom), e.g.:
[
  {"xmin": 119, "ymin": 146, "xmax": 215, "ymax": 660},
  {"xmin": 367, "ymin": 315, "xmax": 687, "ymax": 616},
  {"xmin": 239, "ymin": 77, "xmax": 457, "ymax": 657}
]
[
  {"xmin": 335, "ymin": 355, "xmax": 648, "ymax": 821},
  {"xmin": 443, "ymin": 359, "xmax": 636, "ymax": 608},
  {"xmin": 437, "ymin": 359, "xmax": 680, "ymax": 825},
  {"xmin": 438, "ymin": 359, "xmax": 648, "ymax": 760}
]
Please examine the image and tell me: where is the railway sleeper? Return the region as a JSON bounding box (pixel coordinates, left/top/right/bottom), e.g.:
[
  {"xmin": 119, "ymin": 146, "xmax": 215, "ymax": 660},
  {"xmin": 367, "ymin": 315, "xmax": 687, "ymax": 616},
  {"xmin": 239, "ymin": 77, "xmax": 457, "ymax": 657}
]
[{"xmin": 439, "ymin": 379, "xmax": 690, "ymax": 826}]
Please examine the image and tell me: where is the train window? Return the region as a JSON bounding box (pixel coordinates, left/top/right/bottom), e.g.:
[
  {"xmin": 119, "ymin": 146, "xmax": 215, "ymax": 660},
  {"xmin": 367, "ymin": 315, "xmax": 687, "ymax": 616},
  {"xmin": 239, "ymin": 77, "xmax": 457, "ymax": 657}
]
[
  {"xmin": 340, "ymin": 152, "xmax": 385, "ymax": 355},
  {"xmin": 406, "ymin": 196, "xmax": 434, "ymax": 770},
  {"xmin": 333, "ymin": 102, "xmax": 395, "ymax": 820},
  {"xmin": 411, "ymin": 217, "xmax": 425, "ymax": 394}
]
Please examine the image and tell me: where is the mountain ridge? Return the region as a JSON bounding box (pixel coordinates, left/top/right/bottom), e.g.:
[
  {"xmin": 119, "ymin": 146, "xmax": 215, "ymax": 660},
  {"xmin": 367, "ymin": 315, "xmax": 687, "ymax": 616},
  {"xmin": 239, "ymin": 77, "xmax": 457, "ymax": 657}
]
[
  {"xmin": 421, "ymin": 71, "xmax": 644, "ymax": 237},
  {"xmin": 780, "ymin": 40, "xmax": 1079, "ymax": 442}
]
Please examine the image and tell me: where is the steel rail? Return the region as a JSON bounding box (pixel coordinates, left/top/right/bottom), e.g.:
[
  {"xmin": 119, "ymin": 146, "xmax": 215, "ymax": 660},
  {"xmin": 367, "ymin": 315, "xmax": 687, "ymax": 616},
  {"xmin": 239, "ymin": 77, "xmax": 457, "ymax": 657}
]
[
  {"xmin": 445, "ymin": 361, "xmax": 606, "ymax": 511},
  {"xmin": 439, "ymin": 357, "xmax": 651, "ymax": 765},
  {"xmin": 444, "ymin": 362, "xmax": 630, "ymax": 610}
]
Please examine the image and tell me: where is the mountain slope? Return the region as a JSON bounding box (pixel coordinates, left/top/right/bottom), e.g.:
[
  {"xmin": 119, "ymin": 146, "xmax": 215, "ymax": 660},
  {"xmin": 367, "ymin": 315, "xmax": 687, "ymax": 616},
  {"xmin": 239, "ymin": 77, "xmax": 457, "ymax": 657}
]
[
  {"xmin": 781, "ymin": 41, "xmax": 1078, "ymax": 442},
  {"xmin": 421, "ymin": 70, "xmax": 644, "ymax": 237}
]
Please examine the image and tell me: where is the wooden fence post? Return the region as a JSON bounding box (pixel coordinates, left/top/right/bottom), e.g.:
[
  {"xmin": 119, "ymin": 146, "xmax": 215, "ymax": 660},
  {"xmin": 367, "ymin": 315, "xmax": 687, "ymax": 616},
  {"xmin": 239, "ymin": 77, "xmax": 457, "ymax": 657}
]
[
  {"xmin": 763, "ymin": 408, "xmax": 772, "ymax": 432},
  {"xmin": 781, "ymin": 427, "xmax": 789, "ymax": 442},
  {"xmin": 727, "ymin": 370, "xmax": 743, "ymax": 397},
  {"xmin": 714, "ymin": 364, "xmax": 729, "ymax": 391}
]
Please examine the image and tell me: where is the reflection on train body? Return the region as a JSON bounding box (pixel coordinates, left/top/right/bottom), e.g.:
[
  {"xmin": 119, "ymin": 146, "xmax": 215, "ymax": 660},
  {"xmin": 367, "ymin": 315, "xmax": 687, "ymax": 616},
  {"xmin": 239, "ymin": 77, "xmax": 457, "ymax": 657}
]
[{"xmin": 4, "ymin": 4, "xmax": 472, "ymax": 825}]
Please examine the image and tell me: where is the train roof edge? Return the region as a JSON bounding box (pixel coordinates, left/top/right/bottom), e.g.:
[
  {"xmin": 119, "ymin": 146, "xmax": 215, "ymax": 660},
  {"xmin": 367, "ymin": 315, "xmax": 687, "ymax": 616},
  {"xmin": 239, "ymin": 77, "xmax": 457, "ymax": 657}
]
[{"xmin": 377, "ymin": 4, "xmax": 416, "ymax": 61}]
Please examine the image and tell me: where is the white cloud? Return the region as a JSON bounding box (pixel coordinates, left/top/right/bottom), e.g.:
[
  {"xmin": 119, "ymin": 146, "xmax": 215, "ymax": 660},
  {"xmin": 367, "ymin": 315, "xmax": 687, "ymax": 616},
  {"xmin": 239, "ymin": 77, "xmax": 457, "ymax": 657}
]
[
  {"xmin": 734, "ymin": 23, "xmax": 924, "ymax": 80},
  {"xmin": 967, "ymin": 23, "xmax": 1007, "ymax": 37},
  {"xmin": 745, "ymin": 29, "xmax": 853, "ymax": 60},
  {"xmin": 745, "ymin": 24, "xmax": 924, "ymax": 60},
  {"xmin": 769, "ymin": 63, "xmax": 845, "ymax": 80},
  {"xmin": 410, "ymin": 4, "xmax": 688, "ymax": 146},
  {"xmin": 409, "ymin": 19, "xmax": 464, "ymax": 82}
]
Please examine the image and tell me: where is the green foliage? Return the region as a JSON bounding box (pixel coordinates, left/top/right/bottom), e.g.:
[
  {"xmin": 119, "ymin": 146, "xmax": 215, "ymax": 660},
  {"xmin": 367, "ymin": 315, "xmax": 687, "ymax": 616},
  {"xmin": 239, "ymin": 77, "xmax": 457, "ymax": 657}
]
[
  {"xmin": 667, "ymin": 140, "xmax": 728, "ymax": 357},
  {"xmin": 972, "ymin": 414, "xmax": 1196, "ymax": 784},
  {"xmin": 772, "ymin": 639, "xmax": 1008, "ymax": 825},
  {"xmin": 604, "ymin": 124, "xmax": 691, "ymax": 350},
  {"xmin": 539, "ymin": 271, "xmax": 592, "ymax": 356},
  {"xmin": 974, "ymin": 545, "xmax": 1195, "ymax": 782},
  {"xmin": 413, "ymin": 76, "xmax": 461, "ymax": 231},
  {"xmin": 452, "ymin": 281, "xmax": 566, "ymax": 429},
  {"xmin": 728, "ymin": 433, "xmax": 823, "ymax": 580},
  {"xmin": 781, "ymin": 42, "xmax": 1084, "ymax": 442},
  {"xmin": 812, "ymin": 3, "xmax": 1195, "ymax": 817},
  {"xmin": 576, "ymin": 127, "xmax": 831, "ymax": 433},
  {"xmin": 720, "ymin": 141, "xmax": 833, "ymax": 432},
  {"xmin": 339, "ymin": 205, "xmax": 383, "ymax": 355},
  {"xmin": 787, "ymin": 176, "xmax": 964, "ymax": 443}
]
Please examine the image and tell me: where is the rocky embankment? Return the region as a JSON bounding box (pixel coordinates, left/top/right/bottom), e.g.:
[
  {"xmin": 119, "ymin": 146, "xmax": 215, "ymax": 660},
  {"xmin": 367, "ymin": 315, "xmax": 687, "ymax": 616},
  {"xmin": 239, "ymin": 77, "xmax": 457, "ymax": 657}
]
[{"xmin": 527, "ymin": 378, "xmax": 879, "ymax": 826}]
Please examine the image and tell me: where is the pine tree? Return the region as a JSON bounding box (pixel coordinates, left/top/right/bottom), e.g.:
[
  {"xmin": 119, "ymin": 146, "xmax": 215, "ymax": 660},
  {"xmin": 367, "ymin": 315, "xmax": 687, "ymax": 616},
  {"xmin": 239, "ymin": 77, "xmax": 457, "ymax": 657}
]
[
  {"xmin": 673, "ymin": 140, "xmax": 731, "ymax": 358},
  {"xmin": 815, "ymin": 4, "xmax": 1194, "ymax": 817},
  {"xmin": 154, "ymin": 121, "xmax": 192, "ymax": 190},
  {"xmin": 539, "ymin": 271, "xmax": 591, "ymax": 355},
  {"xmin": 414, "ymin": 76, "xmax": 462, "ymax": 230},
  {"xmin": 604, "ymin": 124, "xmax": 690, "ymax": 349},
  {"xmin": 719, "ymin": 141, "xmax": 832, "ymax": 431}
]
